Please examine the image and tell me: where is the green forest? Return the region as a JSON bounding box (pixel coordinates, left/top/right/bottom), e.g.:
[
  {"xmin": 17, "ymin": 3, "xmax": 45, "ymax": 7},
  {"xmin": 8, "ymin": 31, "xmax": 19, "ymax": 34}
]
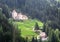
[{"xmin": 0, "ymin": 0, "xmax": 60, "ymax": 42}]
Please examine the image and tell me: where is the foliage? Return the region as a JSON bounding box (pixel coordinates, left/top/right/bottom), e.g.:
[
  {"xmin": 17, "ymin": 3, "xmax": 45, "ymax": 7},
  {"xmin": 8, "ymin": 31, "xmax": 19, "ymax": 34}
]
[
  {"xmin": 14, "ymin": 19, "xmax": 43, "ymax": 40},
  {"xmin": 0, "ymin": 0, "xmax": 60, "ymax": 42},
  {"xmin": 0, "ymin": 0, "xmax": 60, "ymax": 29},
  {"xmin": 46, "ymin": 28, "xmax": 60, "ymax": 42},
  {"xmin": 31, "ymin": 36, "xmax": 35, "ymax": 42},
  {"xmin": 0, "ymin": 8, "xmax": 25, "ymax": 42},
  {"xmin": 34, "ymin": 22, "xmax": 40, "ymax": 30}
]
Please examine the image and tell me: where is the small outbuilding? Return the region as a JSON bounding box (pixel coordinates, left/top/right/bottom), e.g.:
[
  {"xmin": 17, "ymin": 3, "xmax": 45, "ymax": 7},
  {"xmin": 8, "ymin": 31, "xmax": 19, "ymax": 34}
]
[{"xmin": 37, "ymin": 32, "xmax": 48, "ymax": 41}]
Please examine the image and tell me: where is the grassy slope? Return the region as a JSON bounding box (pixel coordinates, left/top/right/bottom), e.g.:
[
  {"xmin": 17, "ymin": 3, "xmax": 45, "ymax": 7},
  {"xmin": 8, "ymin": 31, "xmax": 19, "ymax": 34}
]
[{"xmin": 14, "ymin": 19, "xmax": 43, "ymax": 39}]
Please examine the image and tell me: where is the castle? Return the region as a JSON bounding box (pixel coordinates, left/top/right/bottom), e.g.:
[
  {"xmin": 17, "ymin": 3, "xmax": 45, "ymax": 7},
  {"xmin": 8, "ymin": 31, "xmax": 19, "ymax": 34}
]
[{"xmin": 12, "ymin": 10, "xmax": 28, "ymax": 20}]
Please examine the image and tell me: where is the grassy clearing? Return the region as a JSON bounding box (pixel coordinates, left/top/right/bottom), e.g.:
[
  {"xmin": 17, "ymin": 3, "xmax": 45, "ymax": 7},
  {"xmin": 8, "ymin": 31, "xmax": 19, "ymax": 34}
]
[{"xmin": 14, "ymin": 19, "xmax": 43, "ymax": 39}]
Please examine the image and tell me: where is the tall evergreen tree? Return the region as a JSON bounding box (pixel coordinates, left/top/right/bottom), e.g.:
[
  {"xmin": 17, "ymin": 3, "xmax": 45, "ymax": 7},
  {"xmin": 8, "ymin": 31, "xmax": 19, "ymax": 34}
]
[
  {"xmin": 31, "ymin": 36, "xmax": 35, "ymax": 42},
  {"xmin": 34, "ymin": 22, "xmax": 40, "ymax": 30},
  {"xmin": 34, "ymin": 37, "xmax": 38, "ymax": 42},
  {"xmin": 25, "ymin": 37, "xmax": 28, "ymax": 42},
  {"xmin": 2, "ymin": 4, "xmax": 10, "ymax": 18},
  {"xmin": 43, "ymin": 23, "xmax": 46, "ymax": 32}
]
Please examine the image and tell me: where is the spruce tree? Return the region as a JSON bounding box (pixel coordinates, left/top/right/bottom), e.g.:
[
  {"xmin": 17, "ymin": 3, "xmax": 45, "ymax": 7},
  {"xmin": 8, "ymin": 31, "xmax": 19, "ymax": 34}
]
[
  {"xmin": 48, "ymin": 28, "xmax": 53, "ymax": 42},
  {"xmin": 31, "ymin": 36, "xmax": 35, "ymax": 42},
  {"xmin": 48, "ymin": 29, "xmax": 60, "ymax": 42},
  {"xmin": 25, "ymin": 37, "xmax": 28, "ymax": 42},
  {"xmin": 54, "ymin": 29, "xmax": 60, "ymax": 42},
  {"xmin": 34, "ymin": 22, "xmax": 40, "ymax": 30},
  {"xmin": 43, "ymin": 23, "xmax": 46, "ymax": 32},
  {"xmin": 35, "ymin": 37, "xmax": 38, "ymax": 42}
]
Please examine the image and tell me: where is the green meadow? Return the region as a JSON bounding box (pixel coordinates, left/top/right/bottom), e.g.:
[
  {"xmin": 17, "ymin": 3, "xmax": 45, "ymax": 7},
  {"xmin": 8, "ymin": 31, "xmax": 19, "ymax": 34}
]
[{"xmin": 14, "ymin": 19, "xmax": 43, "ymax": 39}]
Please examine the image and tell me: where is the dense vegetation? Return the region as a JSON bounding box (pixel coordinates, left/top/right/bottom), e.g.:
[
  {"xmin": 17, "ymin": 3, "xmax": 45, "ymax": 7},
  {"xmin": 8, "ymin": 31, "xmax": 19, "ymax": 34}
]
[
  {"xmin": 0, "ymin": 0, "xmax": 60, "ymax": 42},
  {"xmin": 0, "ymin": 0, "xmax": 60, "ymax": 29},
  {"xmin": 0, "ymin": 8, "xmax": 26, "ymax": 42},
  {"xmin": 14, "ymin": 19, "xmax": 43, "ymax": 38}
]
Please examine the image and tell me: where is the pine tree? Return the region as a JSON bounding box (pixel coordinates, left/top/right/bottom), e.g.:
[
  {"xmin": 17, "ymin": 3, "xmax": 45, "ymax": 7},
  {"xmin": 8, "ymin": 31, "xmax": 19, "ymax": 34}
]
[
  {"xmin": 48, "ymin": 28, "xmax": 53, "ymax": 42},
  {"xmin": 31, "ymin": 36, "xmax": 35, "ymax": 42},
  {"xmin": 25, "ymin": 37, "xmax": 28, "ymax": 42},
  {"xmin": 2, "ymin": 4, "xmax": 10, "ymax": 18},
  {"xmin": 43, "ymin": 23, "xmax": 46, "ymax": 32},
  {"xmin": 39, "ymin": 38, "xmax": 42, "ymax": 42},
  {"xmin": 54, "ymin": 29, "xmax": 60, "ymax": 42},
  {"xmin": 48, "ymin": 29, "xmax": 60, "ymax": 42},
  {"xmin": 35, "ymin": 37, "xmax": 38, "ymax": 42},
  {"xmin": 34, "ymin": 22, "xmax": 40, "ymax": 30},
  {"xmin": 43, "ymin": 23, "xmax": 48, "ymax": 35}
]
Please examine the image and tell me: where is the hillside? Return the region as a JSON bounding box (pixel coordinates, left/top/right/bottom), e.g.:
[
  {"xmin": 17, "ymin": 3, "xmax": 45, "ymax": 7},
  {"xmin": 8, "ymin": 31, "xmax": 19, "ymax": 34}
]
[
  {"xmin": 14, "ymin": 19, "xmax": 43, "ymax": 39},
  {"xmin": 0, "ymin": 0, "xmax": 59, "ymax": 30},
  {"xmin": 0, "ymin": 0, "xmax": 60, "ymax": 42}
]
